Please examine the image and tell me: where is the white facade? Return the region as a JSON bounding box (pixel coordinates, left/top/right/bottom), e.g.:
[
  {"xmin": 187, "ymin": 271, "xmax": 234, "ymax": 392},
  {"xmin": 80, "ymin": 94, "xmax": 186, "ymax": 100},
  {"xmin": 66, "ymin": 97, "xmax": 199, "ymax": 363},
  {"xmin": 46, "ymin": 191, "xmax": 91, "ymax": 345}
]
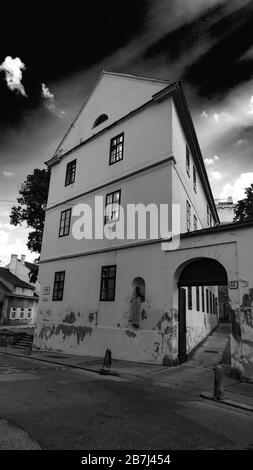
[{"xmin": 34, "ymin": 72, "xmax": 221, "ymax": 365}]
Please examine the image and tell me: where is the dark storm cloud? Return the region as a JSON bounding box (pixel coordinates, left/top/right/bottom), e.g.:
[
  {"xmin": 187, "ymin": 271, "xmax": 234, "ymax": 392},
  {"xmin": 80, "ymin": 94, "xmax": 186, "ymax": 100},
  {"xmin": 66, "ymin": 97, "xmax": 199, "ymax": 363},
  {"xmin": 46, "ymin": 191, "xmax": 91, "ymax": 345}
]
[
  {"xmin": 0, "ymin": 0, "xmax": 148, "ymax": 128},
  {"xmin": 143, "ymin": 0, "xmax": 253, "ymax": 101}
]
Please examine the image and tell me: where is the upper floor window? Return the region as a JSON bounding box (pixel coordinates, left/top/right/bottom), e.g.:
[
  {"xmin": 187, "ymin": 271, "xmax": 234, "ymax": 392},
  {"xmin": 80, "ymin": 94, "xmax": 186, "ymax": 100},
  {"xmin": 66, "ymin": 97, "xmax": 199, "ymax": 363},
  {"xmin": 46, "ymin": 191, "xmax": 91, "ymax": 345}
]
[
  {"xmin": 105, "ymin": 190, "xmax": 121, "ymax": 224},
  {"xmin": 100, "ymin": 265, "xmax": 116, "ymax": 301},
  {"xmin": 53, "ymin": 271, "xmax": 65, "ymax": 301},
  {"xmin": 186, "ymin": 200, "xmax": 191, "ymax": 232},
  {"xmin": 193, "ymin": 165, "xmax": 197, "ymax": 192},
  {"xmin": 193, "ymin": 214, "xmax": 197, "ymax": 231},
  {"xmin": 65, "ymin": 159, "xmax": 76, "ymax": 186},
  {"xmin": 59, "ymin": 208, "xmax": 71, "ymax": 237},
  {"xmin": 207, "ymin": 205, "xmax": 210, "ymax": 226},
  {"xmin": 186, "ymin": 145, "xmax": 190, "ymax": 177},
  {"xmin": 93, "ymin": 114, "xmax": 108, "ymax": 128},
  {"xmin": 109, "ymin": 133, "xmax": 124, "ymax": 165}
]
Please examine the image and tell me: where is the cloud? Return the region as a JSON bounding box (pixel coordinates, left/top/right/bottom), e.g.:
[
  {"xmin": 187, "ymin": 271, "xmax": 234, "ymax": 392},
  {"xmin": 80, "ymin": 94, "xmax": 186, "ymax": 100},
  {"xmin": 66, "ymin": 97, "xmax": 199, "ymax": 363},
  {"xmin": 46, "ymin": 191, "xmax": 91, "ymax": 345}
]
[
  {"xmin": 2, "ymin": 170, "xmax": 14, "ymax": 177},
  {"xmin": 41, "ymin": 83, "xmax": 54, "ymax": 100},
  {"xmin": 41, "ymin": 82, "xmax": 66, "ymax": 118},
  {"xmin": 220, "ymin": 172, "xmax": 253, "ymax": 202},
  {"xmin": 0, "ymin": 226, "xmax": 34, "ymax": 266},
  {"xmin": 0, "ymin": 56, "xmax": 27, "ymax": 96},
  {"xmin": 204, "ymin": 155, "xmax": 219, "ymax": 166},
  {"xmin": 209, "ymin": 171, "xmax": 223, "ymax": 181}
]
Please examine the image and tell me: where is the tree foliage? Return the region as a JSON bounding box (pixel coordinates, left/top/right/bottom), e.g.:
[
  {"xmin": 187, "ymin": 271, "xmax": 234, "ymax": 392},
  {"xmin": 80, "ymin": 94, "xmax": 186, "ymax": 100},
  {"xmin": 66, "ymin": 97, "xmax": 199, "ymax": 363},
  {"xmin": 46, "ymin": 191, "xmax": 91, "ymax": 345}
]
[
  {"xmin": 10, "ymin": 168, "xmax": 50, "ymax": 254},
  {"xmin": 234, "ymin": 184, "xmax": 253, "ymax": 222}
]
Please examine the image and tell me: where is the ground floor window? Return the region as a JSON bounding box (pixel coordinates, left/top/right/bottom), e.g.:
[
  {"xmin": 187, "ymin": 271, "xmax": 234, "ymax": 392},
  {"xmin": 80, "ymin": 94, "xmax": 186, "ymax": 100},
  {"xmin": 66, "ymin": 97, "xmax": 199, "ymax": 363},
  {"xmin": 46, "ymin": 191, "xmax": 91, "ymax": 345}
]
[
  {"xmin": 100, "ymin": 265, "xmax": 116, "ymax": 301},
  {"xmin": 53, "ymin": 271, "xmax": 65, "ymax": 301},
  {"xmin": 10, "ymin": 307, "xmax": 16, "ymax": 319}
]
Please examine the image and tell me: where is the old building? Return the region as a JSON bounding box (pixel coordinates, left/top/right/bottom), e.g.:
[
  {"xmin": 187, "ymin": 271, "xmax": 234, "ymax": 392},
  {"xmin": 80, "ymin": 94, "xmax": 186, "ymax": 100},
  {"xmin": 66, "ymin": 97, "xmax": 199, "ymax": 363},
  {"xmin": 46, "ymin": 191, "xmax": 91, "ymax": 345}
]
[
  {"xmin": 215, "ymin": 197, "xmax": 235, "ymax": 224},
  {"xmin": 34, "ymin": 72, "xmax": 253, "ymax": 378},
  {"xmin": 5, "ymin": 254, "xmax": 40, "ymax": 295},
  {"xmin": 0, "ymin": 267, "xmax": 38, "ymax": 325}
]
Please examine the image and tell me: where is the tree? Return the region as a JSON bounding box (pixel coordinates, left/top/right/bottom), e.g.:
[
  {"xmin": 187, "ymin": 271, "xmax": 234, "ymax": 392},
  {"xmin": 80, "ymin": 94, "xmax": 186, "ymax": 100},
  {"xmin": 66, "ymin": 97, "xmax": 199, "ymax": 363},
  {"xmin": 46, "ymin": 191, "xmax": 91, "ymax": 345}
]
[
  {"xmin": 10, "ymin": 168, "xmax": 50, "ymax": 280},
  {"xmin": 234, "ymin": 184, "xmax": 253, "ymax": 222}
]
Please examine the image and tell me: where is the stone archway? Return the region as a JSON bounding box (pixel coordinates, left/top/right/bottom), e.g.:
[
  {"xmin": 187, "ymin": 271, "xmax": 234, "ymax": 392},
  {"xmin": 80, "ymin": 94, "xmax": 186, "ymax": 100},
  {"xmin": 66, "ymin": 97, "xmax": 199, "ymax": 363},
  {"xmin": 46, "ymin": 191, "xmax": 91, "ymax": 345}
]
[{"xmin": 176, "ymin": 257, "xmax": 228, "ymax": 363}]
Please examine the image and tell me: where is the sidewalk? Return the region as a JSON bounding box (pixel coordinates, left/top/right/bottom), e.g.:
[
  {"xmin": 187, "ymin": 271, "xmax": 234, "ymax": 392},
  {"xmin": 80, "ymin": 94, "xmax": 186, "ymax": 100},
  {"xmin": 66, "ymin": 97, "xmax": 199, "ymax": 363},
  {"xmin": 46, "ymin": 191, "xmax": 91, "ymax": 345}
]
[{"xmin": 0, "ymin": 323, "xmax": 252, "ymax": 411}]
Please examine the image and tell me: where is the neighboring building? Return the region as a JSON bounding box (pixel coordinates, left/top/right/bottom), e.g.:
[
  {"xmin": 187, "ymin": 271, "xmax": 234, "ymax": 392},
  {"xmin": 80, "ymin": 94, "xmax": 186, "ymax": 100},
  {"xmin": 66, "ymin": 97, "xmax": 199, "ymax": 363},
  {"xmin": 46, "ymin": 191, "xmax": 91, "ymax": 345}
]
[
  {"xmin": 0, "ymin": 267, "xmax": 38, "ymax": 325},
  {"xmin": 34, "ymin": 72, "xmax": 221, "ymax": 364},
  {"xmin": 5, "ymin": 254, "xmax": 40, "ymax": 295},
  {"xmin": 215, "ymin": 197, "xmax": 235, "ymax": 224}
]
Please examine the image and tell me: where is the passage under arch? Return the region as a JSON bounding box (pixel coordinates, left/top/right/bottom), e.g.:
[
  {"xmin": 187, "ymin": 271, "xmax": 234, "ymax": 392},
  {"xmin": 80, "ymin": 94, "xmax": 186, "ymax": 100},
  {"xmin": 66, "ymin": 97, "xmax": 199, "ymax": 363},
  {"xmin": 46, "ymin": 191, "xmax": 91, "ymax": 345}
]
[{"xmin": 178, "ymin": 258, "xmax": 228, "ymax": 287}]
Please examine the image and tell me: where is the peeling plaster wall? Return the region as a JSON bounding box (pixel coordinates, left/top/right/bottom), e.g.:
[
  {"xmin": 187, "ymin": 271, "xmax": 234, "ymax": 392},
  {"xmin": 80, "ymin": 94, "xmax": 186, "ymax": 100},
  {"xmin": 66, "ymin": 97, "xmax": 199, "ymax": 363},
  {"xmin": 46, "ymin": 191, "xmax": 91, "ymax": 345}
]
[
  {"xmin": 35, "ymin": 225, "xmax": 253, "ymax": 372},
  {"xmin": 35, "ymin": 244, "xmax": 172, "ymax": 364}
]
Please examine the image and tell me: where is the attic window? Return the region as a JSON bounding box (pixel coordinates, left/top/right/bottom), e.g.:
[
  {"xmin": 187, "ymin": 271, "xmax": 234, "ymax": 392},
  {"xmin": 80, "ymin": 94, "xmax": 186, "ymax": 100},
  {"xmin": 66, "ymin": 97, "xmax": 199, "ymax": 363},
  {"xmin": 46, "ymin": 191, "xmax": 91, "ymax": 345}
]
[{"xmin": 92, "ymin": 114, "xmax": 108, "ymax": 128}]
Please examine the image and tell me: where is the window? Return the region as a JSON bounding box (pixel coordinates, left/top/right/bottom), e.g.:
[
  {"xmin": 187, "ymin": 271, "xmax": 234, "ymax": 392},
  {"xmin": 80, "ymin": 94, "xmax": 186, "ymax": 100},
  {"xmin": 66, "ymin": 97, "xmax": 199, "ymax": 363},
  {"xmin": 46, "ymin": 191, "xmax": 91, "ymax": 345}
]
[
  {"xmin": 193, "ymin": 214, "xmax": 197, "ymax": 231},
  {"xmin": 202, "ymin": 286, "xmax": 205, "ymax": 312},
  {"xmin": 186, "ymin": 200, "xmax": 191, "ymax": 232},
  {"xmin": 206, "ymin": 289, "xmax": 209, "ymax": 313},
  {"xmin": 27, "ymin": 308, "xmax": 32, "ymax": 319},
  {"xmin": 59, "ymin": 208, "xmax": 71, "ymax": 237},
  {"xmin": 65, "ymin": 159, "xmax": 76, "ymax": 186},
  {"xmin": 188, "ymin": 286, "xmax": 192, "ymax": 310},
  {"xmin": 196, "ymin": 286, "xmax": 200, "ymax": 311},
  {"xmin": 109, "ymin": 133, "xmax": 124, "ymax": 165},
  {"xmin": 207, "ymin": 205, "xmax": 210, "ymax": 226},
  {"xmin": 53, "ymin": 271, "xmax": 65, "ymax": 301},
  {"xmin": 10, "ymin": 308, "xmax": 16, "ymax": 319},
  {"xmin": 193, "ymin": 165, "xmax": 197, "ymax": 192},
  {"xmin": 210, "ymin": 292, "xmax": 213, "ymax": 314},
  {"xmin": 93, "ymin": 114, "xmax": 108, "ymax": 128},
  {"xmin": 186, "ymin": 145, "xmax": 190, "ymax": 176},
  {"xmin": 105, "ymin": 190, "xmax": 121, "ymax": 224},
  {"xmin": 19, "ymin": 308, "xmax": 24, "ymax": 319},
  {"xmin": 100, "ymin": 265, "xmax": 116, "ymax": 301}
]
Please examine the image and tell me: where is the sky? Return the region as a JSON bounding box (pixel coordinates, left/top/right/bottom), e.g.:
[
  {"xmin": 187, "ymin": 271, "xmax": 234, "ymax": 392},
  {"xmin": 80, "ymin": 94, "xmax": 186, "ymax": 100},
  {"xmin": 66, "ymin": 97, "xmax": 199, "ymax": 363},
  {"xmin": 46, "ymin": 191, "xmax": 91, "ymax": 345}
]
[{"xmin": 0, "ymin": 0, "xmax": 253, "ymax": 264}]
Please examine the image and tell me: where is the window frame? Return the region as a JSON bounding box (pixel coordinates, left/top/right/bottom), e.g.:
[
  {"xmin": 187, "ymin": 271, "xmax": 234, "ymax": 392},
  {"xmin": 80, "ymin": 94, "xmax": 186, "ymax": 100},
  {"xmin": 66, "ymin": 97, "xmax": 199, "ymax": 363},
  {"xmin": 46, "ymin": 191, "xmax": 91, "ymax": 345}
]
[
  {"xmin": 109, "ymin": 133, "xmax": 124, "ymax": 165},
  {"xmin": 193, "ymin": 214, "xmax": 197, "ymax": 231},
  {"xmin": 65, "ymin": 159, "xmax": 76, "ymax": 187},
  {"xmin": 100, "ymin": 265, "xmax": 117, "ymax": 301},
  {"xmin": 104, "ymin": 190, "xmax": 121, "ymax": 224},
  {"xmin": 186, "ymin": 145, "xmax": 190, "ymax": 177},
  {"xmin": 193, "ymin": 165, "xmax": 197, "ymax": 192},
  {"xmin": 52, "ymin": 271, "xmax": 65, "ymax": 301},
  {"xmin": 186, "ymin": 200, "xmax": 191, "ymax": 232},
  {"xmin": 59, "ymin": 208, "xmax": 72, "ymax": 237}
]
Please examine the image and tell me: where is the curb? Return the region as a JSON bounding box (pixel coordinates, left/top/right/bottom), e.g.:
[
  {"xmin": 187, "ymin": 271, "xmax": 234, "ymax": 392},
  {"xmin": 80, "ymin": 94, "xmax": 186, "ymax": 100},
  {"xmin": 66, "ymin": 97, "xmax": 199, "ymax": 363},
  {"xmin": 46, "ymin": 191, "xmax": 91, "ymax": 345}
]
[
  {"xmin": 0, "ymin": 349, "xmax": 119, "ymax": 377},
  {"xmin": 200, "ymin": 391, "xmax": 253, "ymax": 412}
]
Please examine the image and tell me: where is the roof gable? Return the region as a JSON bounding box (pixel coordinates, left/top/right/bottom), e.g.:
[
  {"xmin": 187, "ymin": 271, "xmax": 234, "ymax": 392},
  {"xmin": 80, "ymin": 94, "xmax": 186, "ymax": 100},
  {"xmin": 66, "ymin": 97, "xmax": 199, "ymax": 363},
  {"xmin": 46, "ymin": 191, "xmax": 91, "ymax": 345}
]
[
  {"xmin": 51, "ymin": 72, "xmax": 169, "ymax": 160},
  {"xmin": 0, "ymin": 268, "xmax": 35, "ymax": 291}
]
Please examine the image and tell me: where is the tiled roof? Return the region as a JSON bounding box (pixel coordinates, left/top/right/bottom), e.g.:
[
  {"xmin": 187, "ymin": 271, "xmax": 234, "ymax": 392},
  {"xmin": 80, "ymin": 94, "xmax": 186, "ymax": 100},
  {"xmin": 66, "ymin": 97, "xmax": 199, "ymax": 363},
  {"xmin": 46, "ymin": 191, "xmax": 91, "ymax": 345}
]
[{"xmin": 0, "ymin": 268, "xmax": 35, "ymax": 290}]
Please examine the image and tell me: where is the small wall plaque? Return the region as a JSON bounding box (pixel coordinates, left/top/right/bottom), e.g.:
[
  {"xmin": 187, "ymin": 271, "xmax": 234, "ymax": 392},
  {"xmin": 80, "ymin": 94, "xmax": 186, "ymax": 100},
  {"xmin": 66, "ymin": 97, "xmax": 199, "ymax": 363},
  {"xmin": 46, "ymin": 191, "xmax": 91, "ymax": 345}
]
[
  {"xmin": 228, "ymin": 281, "xmax": 238, "ymax": 289},
  {"xmin": 43, "ymin": 287, "xmax": 50, "ymax": 295}
]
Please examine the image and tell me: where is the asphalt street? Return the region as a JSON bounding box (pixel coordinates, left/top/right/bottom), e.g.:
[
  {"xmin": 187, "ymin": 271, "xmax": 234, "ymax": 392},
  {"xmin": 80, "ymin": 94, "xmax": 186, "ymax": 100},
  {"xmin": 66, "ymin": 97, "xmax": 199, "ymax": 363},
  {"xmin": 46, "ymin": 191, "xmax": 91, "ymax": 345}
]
[{"xmin": 0, "ymin": 352, "xmax": 252, "ymax": 450}]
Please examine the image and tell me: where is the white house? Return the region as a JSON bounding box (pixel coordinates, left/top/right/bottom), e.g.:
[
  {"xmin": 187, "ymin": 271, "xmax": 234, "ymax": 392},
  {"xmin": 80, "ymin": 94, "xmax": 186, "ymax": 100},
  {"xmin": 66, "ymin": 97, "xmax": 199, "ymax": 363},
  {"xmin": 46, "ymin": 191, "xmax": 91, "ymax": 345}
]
[{"xmin": 33, "ymin": 72, "xmax": 226, "ymax": 365}]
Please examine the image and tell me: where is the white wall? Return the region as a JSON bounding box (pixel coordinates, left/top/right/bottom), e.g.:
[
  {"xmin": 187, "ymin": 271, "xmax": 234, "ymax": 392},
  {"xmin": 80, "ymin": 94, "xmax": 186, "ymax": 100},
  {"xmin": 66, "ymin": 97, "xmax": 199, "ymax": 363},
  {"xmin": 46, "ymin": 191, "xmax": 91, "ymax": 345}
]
[{"xmin": 171, "ymin": 101, "xmax": 212, "ymax": 231}]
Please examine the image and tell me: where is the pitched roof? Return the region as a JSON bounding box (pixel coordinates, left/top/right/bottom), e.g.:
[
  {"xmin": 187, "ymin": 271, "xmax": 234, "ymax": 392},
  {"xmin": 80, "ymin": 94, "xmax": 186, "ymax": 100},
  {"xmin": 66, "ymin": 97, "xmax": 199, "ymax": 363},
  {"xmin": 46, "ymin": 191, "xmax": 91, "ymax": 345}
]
[
  {"xmin": 0, "ymin": 268, "xmax": 35, "ymax": 290},
  {"xmin": 25, "ymin": 261, "xmax": 39, "ymax": 272}
]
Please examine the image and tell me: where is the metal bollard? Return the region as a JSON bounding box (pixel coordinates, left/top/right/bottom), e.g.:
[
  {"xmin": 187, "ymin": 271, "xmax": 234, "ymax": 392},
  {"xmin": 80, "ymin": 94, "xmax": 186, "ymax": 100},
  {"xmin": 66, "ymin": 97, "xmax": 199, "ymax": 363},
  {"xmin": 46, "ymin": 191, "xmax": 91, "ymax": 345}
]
[
  {"xmin": 100, "ymin": 348, "xmax": 112, "ymax": 374},
  {"xmin": 213, "ymin": 365, "xmax": 225, "ymax": 400}
]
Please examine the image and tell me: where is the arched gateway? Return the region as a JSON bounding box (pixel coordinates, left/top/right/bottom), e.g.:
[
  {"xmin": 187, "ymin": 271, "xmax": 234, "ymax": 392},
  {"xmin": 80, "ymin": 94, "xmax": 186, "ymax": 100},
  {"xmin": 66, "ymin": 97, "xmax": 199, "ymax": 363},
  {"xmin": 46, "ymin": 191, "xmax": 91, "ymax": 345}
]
[{"xmin": 177, "ymin": 258, "xmax": 228, "ymax": 363}]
